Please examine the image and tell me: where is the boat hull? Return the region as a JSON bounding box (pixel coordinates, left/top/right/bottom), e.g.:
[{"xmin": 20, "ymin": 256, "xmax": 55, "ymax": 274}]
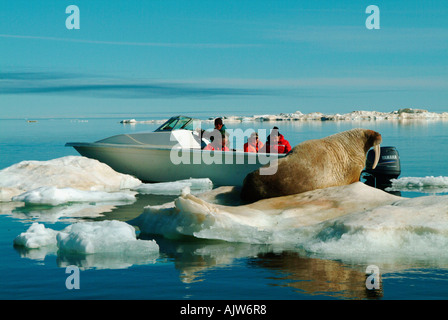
[{"xmin": 67, "ymin": 143, "xmax": 283, "ymax": 186}]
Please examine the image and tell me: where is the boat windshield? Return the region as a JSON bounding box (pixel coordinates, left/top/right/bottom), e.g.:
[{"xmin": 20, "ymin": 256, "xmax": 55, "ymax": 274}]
[{"xmin": 155, "ymin": 116, "xmax": 200, "ymax": 132}]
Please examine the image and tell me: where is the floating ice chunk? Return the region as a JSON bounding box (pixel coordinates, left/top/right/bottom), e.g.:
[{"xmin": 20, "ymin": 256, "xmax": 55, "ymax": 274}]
[
  {"xmin": 298, "ymin": 194, "xmax": 448, "ymax": 258},
  {"xmin": 120, "ymin": 119, "xmax": 137, "ymax": 123},
  {"xmin": 0, "ymin": 156, "xmax": 141, "ymax": 194},
  {"xmin": 120, "ymin": 119, "xmax": 167, "ymax": 124},
  {"xmin": 130, "ymin": 182, "xmax": 402, "ymax": 243},
  {"xmin": 131, "ymin": 181, "xmax": 448, "ymax": 260},
  {"xmin": 118, "ymin": 109, "xmax": 448, "ymax": 126},
  {"xmin": 388, "ymin": 176, "xmax": 448, "ymax": 193},
  {"xmin": 134, "ymin": 178, "xmax": 213, "ymax": 196},
  {"xmin": 0, "ymin": 156, "xmax": 142, "ymax": 202},
  {"xmin": 12, "ymin": 186, "xmax": 137, "ymax": 206},
  {"xmin": 14, "ymin": 221, "xmax": 159, "ymax": 269},
  {"xmin": 14, "ymin": 220, "xmax": 159, "ymax": 255},
  {"xmin": 208, "ymin": 109, "xmax": 448, "ymax": 122},
  {"xmin": 13, "ymin": 222, "xmax": 59, "ymax": 249},
  {"xmin": 56, "ymin": 220, "xmax": 158, "ymax": 254}
]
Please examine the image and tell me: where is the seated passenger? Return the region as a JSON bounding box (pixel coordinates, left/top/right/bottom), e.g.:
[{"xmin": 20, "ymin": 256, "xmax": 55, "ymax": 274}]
[
  {"xmin": 244, "ymin": 132, "xmax": 264, "ymax": 153},
  {"xmin": 204, "ymin": 132, "xmax": 230, "ymax": 151},
  {"xmin": 260, "ymin": 127, "xmax": 292, "ymax": 154}
]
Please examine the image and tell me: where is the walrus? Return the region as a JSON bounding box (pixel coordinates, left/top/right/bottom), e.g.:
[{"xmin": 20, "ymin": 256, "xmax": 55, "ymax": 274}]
[{"xmin": 240, "ymin": 128, "xmax": 382, "ymax": 202}]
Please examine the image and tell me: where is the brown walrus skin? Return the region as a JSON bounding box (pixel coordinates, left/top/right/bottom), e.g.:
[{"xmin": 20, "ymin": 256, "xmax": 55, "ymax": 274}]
[{"xmin": 240, "ymin": 128, "xmax": 382, "ymax": 202}]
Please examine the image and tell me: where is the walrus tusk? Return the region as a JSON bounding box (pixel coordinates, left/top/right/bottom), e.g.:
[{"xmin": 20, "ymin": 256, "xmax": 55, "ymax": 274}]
[{"xmin": 372, "ymin": 144, "xmax": 381, "ymax": 169}]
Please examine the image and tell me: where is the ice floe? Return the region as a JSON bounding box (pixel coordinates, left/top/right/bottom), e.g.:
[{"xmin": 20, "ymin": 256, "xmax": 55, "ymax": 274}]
[
  {"xmin": 133, "ymin": 178, "xmax": 213, "ymax": 196},
  {"xmin": 12, "ymin": 186, "xmax": 137, "ymax": 206},
  {"xmin": 218, "ymin": 108, "xmax": 448, "ymax": 122},
  {"xmin": 130, "ymin": 182, "xmax": 448, "ymax": 258},
  {"xmin": 295, "ymin": 194, "xmax": 448, "ymax": 263},
  {"xmin": 387, "ymin": 176, "xmax": 448, "ymax": 194},
  {"xmin": 0, "ymin": 156, "xmax": 217, "ymax": 224},
  {"xmin": 13, "ymin": 222, "xmax": 59, "ymax": 249},
  {"xmin": 14, "ymin": 220, "xmax": 159, "ymax": 254},
  {"xmin": 120, "ymin": 118, "xmax": 165, "ymax": 124},
  {"xmin": 120, "ymin": 118, "xmax": 137, "ymax": 124},
  {"xmin": 121, "ymin": 108, "xmax": 448, "ymax": 125},
  {"xmin": 13, "ymin": 220, "xmax": 160, "ymax": 269},
  {"xmin": 130, "ymin": 182, "xmax": 401, "ymax": 243},
  {"xmin": 0, "ymin": 156, "xmax": 142, "ymax": 202},
  {"xmin": 0, "ymin": 156, "xmax": 213, "ymax": 205}
]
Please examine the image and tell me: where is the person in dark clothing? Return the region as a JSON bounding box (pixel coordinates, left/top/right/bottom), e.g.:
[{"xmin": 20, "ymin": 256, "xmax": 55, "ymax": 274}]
[
  {"xmin": 202, "ymin": 117, "xmax": 227, "ymax": 143},
  {"xmin": 214, "ymin": 117, "xmax": 227, "ymax": 135}
]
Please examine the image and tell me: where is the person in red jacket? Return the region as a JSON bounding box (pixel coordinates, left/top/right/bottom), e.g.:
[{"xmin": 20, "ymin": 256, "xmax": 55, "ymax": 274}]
[
  {"xmin": 204, "ymin": 131, "xmax": 230, "ymax": 151},
  {"xmin": 244, "ymin": 132, "xmax": 264, "ymax": 153},
  {"xmin": 260, "ymin": 127, "xmax": 292, "ymax": 154}
]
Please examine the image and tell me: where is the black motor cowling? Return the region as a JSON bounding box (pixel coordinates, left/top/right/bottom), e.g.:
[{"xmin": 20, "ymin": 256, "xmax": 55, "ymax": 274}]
[{"xmin": 362, "ymin": 146, "xmax": 401, "ymax": 190}]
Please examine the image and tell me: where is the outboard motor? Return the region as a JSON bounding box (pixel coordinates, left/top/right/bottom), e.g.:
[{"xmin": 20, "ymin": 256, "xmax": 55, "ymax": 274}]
[{"xmin": 361, "ymin": 146, "xmax": 401, "ymax": 191}]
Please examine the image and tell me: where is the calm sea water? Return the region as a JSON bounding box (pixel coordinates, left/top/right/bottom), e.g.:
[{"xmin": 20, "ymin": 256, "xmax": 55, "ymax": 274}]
[{"xmin": 1, "ymin": 115, "xmax": 448, "ymax": 300}]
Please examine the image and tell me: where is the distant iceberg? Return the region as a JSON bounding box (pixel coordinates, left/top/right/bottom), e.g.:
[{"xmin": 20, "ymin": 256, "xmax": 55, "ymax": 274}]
[
  {"xmin": 121, "ymin": 108, "xmax": 448, "ymax": 125},
  {"xmin": 217, "ymin": 108, "xmax": 448, "ymax": 122},
  {"xmin": 120, "ymin": 118, "xmax": 137, "ymax": 124},
  {"xmin": 120, "ymin": 118, "xmax": 166, "ymax": 124}
]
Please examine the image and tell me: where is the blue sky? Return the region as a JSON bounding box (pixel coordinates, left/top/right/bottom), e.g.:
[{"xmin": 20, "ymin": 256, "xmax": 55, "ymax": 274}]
[{"xmin": 0, "ymin": 0, "xmax": 447, "ymax": 118}]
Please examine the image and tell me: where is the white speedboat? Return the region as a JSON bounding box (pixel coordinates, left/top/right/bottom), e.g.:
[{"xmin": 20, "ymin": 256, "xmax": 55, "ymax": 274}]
[{"xmin": 66, "ymin": 115, "xmax": 284, "ymax": 186}]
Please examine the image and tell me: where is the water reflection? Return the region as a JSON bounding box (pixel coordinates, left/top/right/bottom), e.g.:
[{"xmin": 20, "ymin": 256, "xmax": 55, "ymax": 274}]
[
  {"xmin": 140, "ymin": 236, "xmax": 383, "ymax": 299},
  {"xmin": 14, "ymin": 243, "xmax": 159, "ymax": 270},
  {"xmin": 0, "ymin": 193, "xmax": 178, "ymax": 224},
  {"xmin": 252, "ymin": 251, "xmax": 383, "ymax": 299},
  {"xmin": 10, "ymin": 191, "xmax": 448, "ymax": 299},
  {"xmin": 0, "ymin": 201, "xmax": 116, "ymax": 223},
  {"xmin": 149, "ymin": 237, "xmax": 273, "ymax": 284}
]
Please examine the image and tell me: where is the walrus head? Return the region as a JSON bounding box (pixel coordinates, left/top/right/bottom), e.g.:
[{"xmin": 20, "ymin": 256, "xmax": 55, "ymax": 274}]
[{"xmin": 363, "ymin": 129, "xmax": 382, "ymax": 169}]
